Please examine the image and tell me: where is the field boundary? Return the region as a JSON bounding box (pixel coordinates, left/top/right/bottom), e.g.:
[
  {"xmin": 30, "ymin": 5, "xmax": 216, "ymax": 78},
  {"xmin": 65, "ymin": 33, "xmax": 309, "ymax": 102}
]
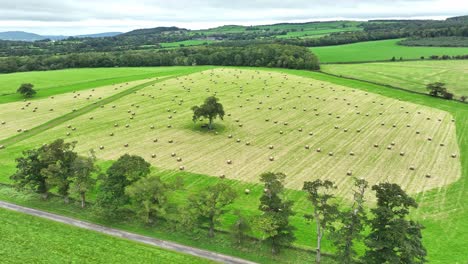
[{"xmin": 0, "ymin": 200, "xmax": 257, "ymax": 264}]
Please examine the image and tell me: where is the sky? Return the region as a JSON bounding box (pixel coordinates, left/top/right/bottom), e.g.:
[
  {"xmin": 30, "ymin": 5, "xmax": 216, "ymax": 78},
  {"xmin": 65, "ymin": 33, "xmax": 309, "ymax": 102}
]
[{"xmin": 0, "ymin": 0, "xmax": 466, "ymax": 35}]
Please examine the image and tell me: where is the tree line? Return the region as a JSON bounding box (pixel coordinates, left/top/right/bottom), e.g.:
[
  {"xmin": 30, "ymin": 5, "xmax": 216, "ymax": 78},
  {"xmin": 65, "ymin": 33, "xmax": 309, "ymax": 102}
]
[
  {"xmin": 10, "ymin": 139, "xmax": 427, "ymax": 263},
  {"xmin": 0, "ymin": 44, "xmax": 320, "ymax": 74}
]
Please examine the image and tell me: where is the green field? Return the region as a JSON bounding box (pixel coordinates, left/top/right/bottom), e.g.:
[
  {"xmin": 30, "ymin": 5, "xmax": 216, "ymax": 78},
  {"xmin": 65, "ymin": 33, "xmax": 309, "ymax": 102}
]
[
  {"xmin": 0, "ymin": 66, "xmax": 466, "ymax": 263},
  {"xmin": 0, "ymin": 208, "xmax": 211, "ymax": 264},
  {"xmin": 322, "ymin": 60, "xmax": 468, "ymax": 98},
  {"xmin": 311, "ymin": 39, "xmax": 468, "ymax": 63},
  {"xmin": 0, "ymin": 67, "xmax": 204, "ymax": 104},
  {"xmin": 160, "ymin": 40, "xmax": 214, "ymax": 48},
  {"xmin": 276, "ymin": 27, "xmax": 362, "ymax": 39}
]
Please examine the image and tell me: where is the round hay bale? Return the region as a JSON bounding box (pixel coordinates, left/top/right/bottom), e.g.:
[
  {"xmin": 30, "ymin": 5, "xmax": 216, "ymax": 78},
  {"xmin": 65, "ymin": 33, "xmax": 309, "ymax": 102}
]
[
  {"xmin": 347, "ymin": 171, "xmax": 353, "ymax": 176},
  {"xmin": 425, "ymin": 174, "xmax": 431, "ymax": 178},
  {"xmin": 344, "ymin": 129, "xmax": 348, "ymax": 132},
  {"xmin": 328, "ymin": 152, "xmax": 334, "ymax": 156},
  {"xmin": 279, "ymin": 131, "xmax": 284, "ymax": 135},
  {"xmin": 66, "ymin": 132, "xmax": 70, "ymax": 136},
  {"xmin": 374, "ymin": 144, "xmax": 379, "ymax": 148},
  {"xmin": 387, "ymin": 145, "xmax": 392, "ymax": 150},
  {"xmin": 409, "ymin": 165, "xmax": 415, "ymax": 171},
  {"xmin": 356, "ymin": 129, "xmax": 361, "ymax": 133},
  {"xmin": 400, "ymin": 152, "xmax": 405, "ymax": 156},
  {"xmin": 304, "ymin": 145, "xmax": 310, "ymax": 149},
  {"xmin": 245, "ymin": 142, "xmax": 251, "ymax": 146},
  {"xmin": 124, "ymin": 143, "xmax": 129, "ymax": 147},
  {"xmin": 72, "ymin": 127, "xmax": 76, "ymax": 131},
  {"xmin": 309, "ymin": 132, "xmax": 313, "ymax": 136},
  {"xmin": 99, "ymin": 146, "xmax": 104, "ymax": 150},
  {"xmin": 244, "ymin": 189, "xmax": 250, "ymax": 194},
  {"xmin": 236, "ymin": 139, "xmax": 241, "ymax": 143},
  {"xmin": 392, "ymin": 124, "xmax": 397, "ymax": 128},
  {"xmin": 0, "ymin": 145, "xmax": 4, "ymax": 149},
  {"xmin": 269, "ymin": 156, "xmax": 274, "ymax": 161},
  {"xmin": 177, "ymin": 157, "xmax": 182, "ymax": 162},
  {"xmin": 284, "ymin": 122, "xmax": 288, "ymax": 126},
  {"xmin": 220, "ymin": 174, "xmax": 226, "ymax": 179},
  {"xmin": 416, "ymin": 131, "xmax": 420, "ymax": 134},
  {"xmin": 226, "ymin": 160, "xmax": 232, "ymax": 164},
  {"xmin": 89, "ymin": 117, "xmax": 94, "ymax": 120},
  {"xmin": 334, "ymin": 126, "xmax": 339, "ymax": 129},
  {"xmin": 269, "ymin": 145, "xmax": 274, "ymax": 149},
  {"xmin": 179, "ymin": 166, "xmax": 185, "ymax": 171},
  {"xmin": 440, "ymin": 143, "xmax": 445, "ymax": 147},
  {"xmin": 171, "ymin": 152, "xmax": 176, "ymax": 157},
  {"xmin": 316, "ymin": 148, "xmax": 321, "ymax": 153},
  {"xmin": 349, "ymin": 151, "xmax": 355, "ymax": 156},
  {"xmin": 228, "ymin": 134, "xmax": 233, "ymax": 138},
  {"xmin": 167, "ymin": 125, "xmax": 172, "ymax": 128},
  {"xmin": 168, "ymin": 139, "xmax": 174, "ymax": 143},
  {"xmin": 451, "ymin": 153, "xmax": 457, "ymax": 158}
]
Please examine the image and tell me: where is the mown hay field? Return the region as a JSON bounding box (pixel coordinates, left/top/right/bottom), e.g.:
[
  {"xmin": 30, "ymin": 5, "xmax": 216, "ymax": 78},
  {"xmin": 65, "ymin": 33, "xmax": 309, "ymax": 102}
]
[
  {"xmin": 321, "ymin": 60, "xmax": 468, "ymax": 98},
  {"xmin": 1, "ymin": 68, "xmax": 460, "ymax": 198}
]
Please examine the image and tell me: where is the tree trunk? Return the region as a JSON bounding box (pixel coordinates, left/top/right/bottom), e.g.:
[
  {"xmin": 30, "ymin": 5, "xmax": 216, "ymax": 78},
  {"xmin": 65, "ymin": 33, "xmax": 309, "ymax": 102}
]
[
  {"xmin": 80, "ymin": 192, "xmax": 86, "ymax": 208},
  {"xmin": 208, "ymin": 118, "xmax": 213, "ymax": 130},
  {"xmin": 208, "ymin": 217, "xmax": 215, "ymax": 237}
]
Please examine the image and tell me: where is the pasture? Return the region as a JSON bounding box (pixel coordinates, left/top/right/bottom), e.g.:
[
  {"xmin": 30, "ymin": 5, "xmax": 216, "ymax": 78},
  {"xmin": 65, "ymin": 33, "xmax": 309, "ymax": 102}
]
[
  {"xmin": 0, "ymin": 68, "xmax": 460, "ymax": 198},
  {"xmin": 0, "ymin": 66, "xmax": 466, "ymax": 263},
  {"xmin": 0, "ymin": 208, "xmax": 211, "ymax": 264},
  {"xmin": 311, "ymin": 39, "xmax": 468, "ymax": 63},
  {"xmin": 321, "ymin": 60, "xmax": 468, "ymax": 98}
]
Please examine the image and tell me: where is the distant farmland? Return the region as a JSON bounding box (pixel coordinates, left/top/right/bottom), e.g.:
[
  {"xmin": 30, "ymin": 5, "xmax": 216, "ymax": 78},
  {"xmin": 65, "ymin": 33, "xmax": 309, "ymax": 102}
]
[
  {"xmin": 311, "ymin": 39, "xmax": 468, "ymax": 63},
  {"xmin": 322, "ymin": 60, "xmax": 468, "ymax": 98}
]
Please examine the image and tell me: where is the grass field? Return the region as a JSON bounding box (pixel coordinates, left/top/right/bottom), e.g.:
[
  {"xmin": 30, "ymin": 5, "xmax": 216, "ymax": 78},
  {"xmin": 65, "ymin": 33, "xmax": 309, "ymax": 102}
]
[
  {"xmin": 311, "ymin": 39, "xmax": 468, "ymax": 63},
  {"xmin": 276, "ymin": 27, "xmax": 362, "ymax": 39},
  {"xmin": 321, "ymin": 60, "xmax": 468, "ymax": 99},
  {"xmin": 0, "ymin": 66, "xmax": 466, "ymax": 263},
  {"xmin": 0, "ymin": 208, "xmax": 211, "ymax": 264},
  {"xmin": 0, "ymin": 67, "xmax": 204, "ymax": 104},
  {"xmin": 0, "ymin": 68, "xmax": 460, "ymax": 198},
  {"xmin": 160, "ymin": 40, "xmax": 214, "ymax": 48}
]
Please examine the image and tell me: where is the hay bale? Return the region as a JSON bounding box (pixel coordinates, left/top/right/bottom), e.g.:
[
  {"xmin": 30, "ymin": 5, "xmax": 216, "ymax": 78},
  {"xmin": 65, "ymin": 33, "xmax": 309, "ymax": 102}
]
[
  {"xmin": 416, "ymin": 131, "xmax": 420, "ymax": 134},
  {"xmin": 177, "ymin": 157, "xmax": 182, "ymax": 162},
  {"xmin": 109, "ymin": 133, "xmax": 114, "ymax": 136},
  {"xmin": 153, "ymin": 139, "xmax": 158, "ymax": 142},
  {"xmin": 269, "ymin": 156, "xmax": 274, "ymax": 161},
  {"xmin": 279, "ymin": 131, "xmax": 284, "ymax": 135},
  {"xmin": 425, "ymin": 174, "xmax": 431, "ymax": 178},
  {"xmin": 391, "ymin": 141, "xmax": 396, "ymax": 146},
  {"xmin": 305, "ymin": 145, "xmax": 310, "ymax": 149},
  {"xmin": 400, "ymin": 152, "xmax": 405, "ymax": 156},
  {"xmin": 346, "ymin": 171, "xmax": 353, "ymax": 176},
  {"xmin": 99, "ymin": 146, "xmax": 104, "ymax": 150},
  {"xmin": 220, "ymin": 174, "xmax": 226, "ymax": 179},
  {"xmin": 451, "ymin": 153, "xmax": 457, "ymax": 158},
  {"xmin": 66, "ymin": 132, "xmax": 70, "ymax": 136},
  {"xmin": 124, "ymin": 143, "xmax": 129, "ymax": 147},
  {"xmin": 236, "ymin": 139, "xmax": 241, "ymax": 143},
  {"xmin": 316, "ymin": 148, "xmax": 321, "ymax": 153},
  {"xmin": 309, "ymin": 132, "xmax": 313, "ymax": 136},
  {"xmin": 245, "ymin": 142, "xmax": 251, "ymax": 146},
  {"xmin": 409, "ymin": 165, "xmax": 415, "ymax": 171},
  {"xmin": 356, "ymin": 129, "xmax": 361, "ymax": 133},
  {"xmin": 0, "ymin": 145, "xmax": 4, "ymax": 149},
  {"xmin": 171, "ymin": 152, "xmax": 176, "ymax": 157},
  {"xmin": 427, "ymin": 137, "xmax": 432, "ymax": 141},
  {"xmin": 349, "ymin": 151, "xmax": 355, "ymax": 156},
  {"xmin": 179, "ymin": 166, "xmax": 185, "ymax": 171},
  {"xmin": 168, "ymin": 139, "xmax": 174, "ymax": 143},
  {"xmin": 227, "ymin": 160, "xmax": 232, "ymax": 164},
  {"xmin": 244, "ymin": 189, "xmax": 250, "ymax": 194},
  {"xmin": 328, "ymin": 152, "xmax": 334, "ymax": 156},
  {"xmin": 150, "ymin": 125, "xmax": 155, "ymax": 129},
  {"xmin": 387, "ymin": 145, "xmax": 392, "ymax": 150},
  {"xmin": 283, "ymin": 122, "xmax": 288, "ymax": 126},
  {"xmin": 440, "ymin": 143, "xmax": 445, "ymax": 147},
  {"xmin": 343, "ymin": 129, "xmax": 348, "ymax": 132},
  {"xmin": 125, "ymin": 124, "xmax": 130, "ymax": 128},
  {"xmin": 228, "ymin": 134, "xmax": 233, "ymax": 138},
  {"xmin": 269, "ymin": 145, "xmax": 274, "ymax": 149},
  {"xmin": 374, "ymin": 144, "xmax": 379, "ymax": 148}
]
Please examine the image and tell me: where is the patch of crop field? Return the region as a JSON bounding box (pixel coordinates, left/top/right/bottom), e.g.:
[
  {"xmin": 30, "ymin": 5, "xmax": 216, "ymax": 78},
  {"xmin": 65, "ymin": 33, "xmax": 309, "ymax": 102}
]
[
  {"xmin": 276, "ymin": 27, "xmax": 362, "ymax": 39},
  {"xmin": 0, "ymin": 79, "xmax": 157, "ymax": 140},
  {"xmin": 0, "ymin": 208, "xmax": 211, "ymax": 264},
  {"xmin": 160, "ymin": 40, "xmax": 214, "ymax": 48},
  {"xmin": 8, "ymin": 68, "xmax": 461, "ymax": 198},
  {"xmin": 311, "ymin": 39, "xmax": 468, "ymax": 63},
  {"xmin": 321, "ymin": 60, "xmax": 468, "ymax": 98},
  {"xmin": 0, "ymin": 66, "xmax": 202, "ymax": 104}
]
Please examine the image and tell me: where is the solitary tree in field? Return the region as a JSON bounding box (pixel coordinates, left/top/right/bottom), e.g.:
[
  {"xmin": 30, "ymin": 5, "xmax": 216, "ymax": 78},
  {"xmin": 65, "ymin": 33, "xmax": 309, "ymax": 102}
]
[
  {"xmin": 70, "ymin": 151, "xmax": 98, "ymax": 208},
  {"xmin": 363, "ymin": 183, "xmax": 426, "ymax": 264},
  {"xmin": 460, "ymin": 95, "xmax": 467, "ymax": 102},
  {"xmin": 17, "ymin": 83, "xmax": 36, "ymax": 98},
  {"xmin": 191, "ymin": 96, "xmax": 225, "ymax": 130},
  {"xmin": 257, "ymin": 172, "xmax": 295, "ymax": 254},
  {"xmin": 332, "ymin": 178, "xmax": 368, "ymax": 264},
  {"xmin": 302, "ymin": 179, "xmax": 339, "ymax": 264},
  {"xmin": 426, "ymin": 82, "xmax": 447, "ymax": 97},
  {"xmin": 189, "ymin": 182, "xmax": 237, "ymax": 237}
]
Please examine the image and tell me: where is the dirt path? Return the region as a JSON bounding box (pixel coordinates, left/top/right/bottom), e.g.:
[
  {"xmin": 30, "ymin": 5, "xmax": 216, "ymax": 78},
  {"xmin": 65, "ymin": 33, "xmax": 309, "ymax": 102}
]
[{"xmin": 0, "ymin": 200, "xmax": 257, "ymax": 264}]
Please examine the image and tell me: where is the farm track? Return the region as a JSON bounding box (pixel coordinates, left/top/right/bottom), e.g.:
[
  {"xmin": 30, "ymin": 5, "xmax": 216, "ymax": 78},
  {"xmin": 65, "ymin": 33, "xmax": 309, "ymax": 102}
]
[
  {"xmin": 0, "ymin": 73, "xmax": 194, "ymax": 148},
  {"xmin": 0, "ymin": 200, "xmax": 257, "ymax": 264}
]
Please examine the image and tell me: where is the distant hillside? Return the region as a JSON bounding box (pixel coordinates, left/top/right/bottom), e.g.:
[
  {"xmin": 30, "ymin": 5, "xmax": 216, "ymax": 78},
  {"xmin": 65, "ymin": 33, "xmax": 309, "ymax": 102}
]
[
  {"xmin": 0, "ymin": 31, "xmax": 44, "ymax": 41},
  {"xmin": 122, "ymin": 27, "xmax": 187, "ymax": 36},
  {"xmin": 0, "ymin": 31, "xmax": 122, "ymax": 41},
  {"xmin": 447, "ymin": 15, "xmax": 468, "ymax": 22}
]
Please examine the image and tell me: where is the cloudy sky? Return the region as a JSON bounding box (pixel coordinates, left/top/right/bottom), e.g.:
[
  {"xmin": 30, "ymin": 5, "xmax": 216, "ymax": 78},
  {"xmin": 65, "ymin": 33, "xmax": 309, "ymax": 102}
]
[{"xmin": 0, "ymin": 0, "xmax": 466, "ymax": 35}]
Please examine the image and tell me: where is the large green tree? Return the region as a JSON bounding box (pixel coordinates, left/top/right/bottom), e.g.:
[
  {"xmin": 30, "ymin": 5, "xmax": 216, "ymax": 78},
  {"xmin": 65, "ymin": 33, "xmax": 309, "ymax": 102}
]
[
  {"xmin": 189, "ymin": 182, "xmax": 237, "ymax": 237},
  {"xmin": 426, "ymin": 82, "xmax": 447, "ymax": 97},
  {"xmin": 363, "ymin": 183, "xmax": 426, "ymax": 264},
  {"xmin": 302, "ymin": 179, "xmax": 339, "ymax": 264},
  {"xmin": 96, "ymin": 154, "xmax": 151, "ymax": 218},
  {"xmin": 17, "ymin": 83, "xmax": 36, "ymax": 98},
  {"xmin": 125, "ymin": 175, "xmax": 173, "ymax": 225},
  {"xmin": 70, "ymin": 151, "xmax": 98, "ymax": 208},
  {"xmin": 332, "ymin": 178, "xmax": 368, "ymax": 264},
  {"xmin": 257, "ymin": 172, "xmax": 295, "ymax": 254},
  {"xmin": 191, "ymin": 96, "xmax": 225, "ymax": 130},
  {"xmin": 11, "ymin": 139, "xmax": 77, "ymax": 201}
]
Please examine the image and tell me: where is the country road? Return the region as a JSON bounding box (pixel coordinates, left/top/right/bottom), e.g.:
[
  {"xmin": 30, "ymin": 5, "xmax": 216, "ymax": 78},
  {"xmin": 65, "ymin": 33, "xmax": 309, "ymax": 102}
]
[{"xmin": 0, "ymin": 200, "xmax": 257, "ymax": 264}]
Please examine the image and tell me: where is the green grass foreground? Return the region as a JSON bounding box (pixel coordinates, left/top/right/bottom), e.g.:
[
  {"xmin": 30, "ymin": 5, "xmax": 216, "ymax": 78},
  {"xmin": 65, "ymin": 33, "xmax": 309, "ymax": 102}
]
[
  {"xmin": 0, "ymin": 207, "xmax": 213, "ymax": 264},
  {"xmin": 311, "ymin": 39, "xmax": 468, "ymax": 63}
]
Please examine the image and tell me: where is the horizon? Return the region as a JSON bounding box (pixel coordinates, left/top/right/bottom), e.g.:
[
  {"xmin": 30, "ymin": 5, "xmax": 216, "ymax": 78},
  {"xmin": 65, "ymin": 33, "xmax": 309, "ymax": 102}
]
[{"xmin": 0, "ymin": 0, "xmax": 466, "ymax": 35}]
